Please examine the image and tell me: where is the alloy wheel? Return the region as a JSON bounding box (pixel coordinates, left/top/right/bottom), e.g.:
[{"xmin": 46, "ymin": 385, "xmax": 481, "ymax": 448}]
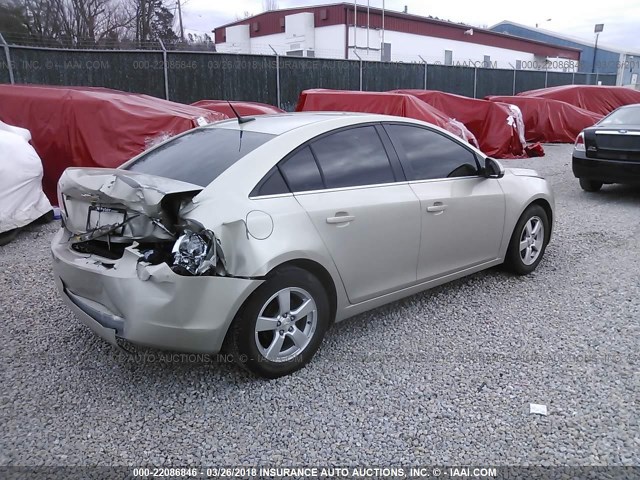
[{"xmin": 254, "ymin": 287, "xmax": 318, "ymax": 363}]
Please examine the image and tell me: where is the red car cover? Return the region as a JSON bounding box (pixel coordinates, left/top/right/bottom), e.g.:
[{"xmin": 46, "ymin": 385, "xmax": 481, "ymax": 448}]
[
  {"xmin": 393, "ymin": 89, "xmax": 527, "ymax": 158},
  {"xmin": 516, "ymin": 85, "xmax": 640, "ymax": 115},
  {"xmin": 295, "ymin": 89, "xmax": 478, "ymax": 147},
  {"xmin": 0, "ymin": 85, "xmax": 226, "ymax": 203},
  {"xmin": 487, "ymin": 95, "xmax": 603, "ymax": 143},
  {"xmin": 191, "ymin": 100, "xmax": 284, "ymax": 116}
]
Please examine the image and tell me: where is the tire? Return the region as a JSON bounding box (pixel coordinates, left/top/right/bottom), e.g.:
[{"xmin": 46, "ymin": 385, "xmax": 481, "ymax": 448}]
[
  {"xmin": 0, "ymin": 229, "xmax": 19, "ymax": 247},
  {"xmin": 227, "ymin": 266, "xmax": 330, "ymax": 378},
  {"xmin": 579, "ymin": 178, "xmax": 603, "ymax": 192},
  {"xmin": 504, "ymin": 204, "xmax": 550, "ymax": 275}
]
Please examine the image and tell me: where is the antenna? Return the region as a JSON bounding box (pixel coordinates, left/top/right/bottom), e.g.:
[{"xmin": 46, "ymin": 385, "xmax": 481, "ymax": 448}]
[{"xmin": 227, "ymin": 101, "xmax": 255, "ymax": 124}]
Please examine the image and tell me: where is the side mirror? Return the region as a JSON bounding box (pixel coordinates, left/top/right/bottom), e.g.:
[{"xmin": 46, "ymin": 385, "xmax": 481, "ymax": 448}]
[{"xmin": 484, "ymin": 157, "xmax": 505, "ymax": 179}]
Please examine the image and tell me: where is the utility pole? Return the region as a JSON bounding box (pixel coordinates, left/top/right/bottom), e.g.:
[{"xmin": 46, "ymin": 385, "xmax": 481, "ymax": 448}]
[
  {"xmin": 353, "ymin": 0, "xmax": 357, "ymax": 58},
  {"xmin": 381, "ymin": 0, "xmax": 385, "ymax": 61},
  {"xmin": 592, "ymin": 23, "xmax": 604, "ymax": 74},
  {"xmin": 177, "ymin": 0, "xmax": 185, "ymax": 41}
]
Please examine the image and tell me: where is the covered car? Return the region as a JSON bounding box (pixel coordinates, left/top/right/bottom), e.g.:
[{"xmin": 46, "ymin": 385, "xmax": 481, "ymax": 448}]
[
  {"xmin": 486, "ymin": 95, "xmax": 603, "ymax": 143},
  {"xmin": 295, "ymin": 89, "xmax": 478, "ymax": 146},
  {"xmin": 0, "ymin": 85, "xmax": 226, "ymax": 203},
  {"xmin": 0, "ymin": 121, "xmax": 52, "ymax": 243},
  {"xmin": 517, "ymin": 85, "xmax": 640, "ymax": 116},
  {"xmin": 191, "ymin": 100, "xmax": 284, "ymax": 116},
  {"xmin": 394, "ymin": 89, "xmax": 527, "ymax": 158}
]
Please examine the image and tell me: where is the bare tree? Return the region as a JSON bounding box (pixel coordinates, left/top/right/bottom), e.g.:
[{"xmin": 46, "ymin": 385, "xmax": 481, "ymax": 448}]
[
  {"xmin": 235, "ymin": 10, "xmax": 253, "ymax": 20},
  {"xmin": 13, "ymin": 0, "xmax": 134, "ymax": 45},
  {"xmin": 262, "ymin": 0, "xmax": 278, "ymax": 11}
]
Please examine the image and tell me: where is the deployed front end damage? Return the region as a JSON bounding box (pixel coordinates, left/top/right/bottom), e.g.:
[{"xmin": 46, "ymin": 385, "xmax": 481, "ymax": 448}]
[{"xmin": 52, "ymin": 168, "xmax": 261, "ymax": 354}]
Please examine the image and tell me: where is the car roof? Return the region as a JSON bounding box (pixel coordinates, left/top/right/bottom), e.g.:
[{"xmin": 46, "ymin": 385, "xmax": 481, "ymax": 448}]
[{"xmin": 207, "ymin": 111, "xmax": 403, "ymax": 135}]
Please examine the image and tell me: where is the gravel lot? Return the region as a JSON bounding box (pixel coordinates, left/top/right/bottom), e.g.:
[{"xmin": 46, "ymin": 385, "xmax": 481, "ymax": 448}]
[{"xmin": 2, "ymin": 144, "xmax": 639, "ymax": 467}]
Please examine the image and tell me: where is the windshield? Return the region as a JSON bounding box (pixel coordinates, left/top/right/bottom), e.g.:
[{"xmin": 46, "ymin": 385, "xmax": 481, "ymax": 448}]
[
  {"xmin": 598, "ymin": 106, "xmax": 640, "ymax": 126},
  {"xmin": 125, "ymin": 127, "xmax": 275, "ymax": 187}
]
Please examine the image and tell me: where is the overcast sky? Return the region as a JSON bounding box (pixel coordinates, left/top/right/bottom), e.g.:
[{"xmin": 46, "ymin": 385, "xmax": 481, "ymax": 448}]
[{"xmin": 180, "ymin": 0, "xmax": 640, "ymax": 52}]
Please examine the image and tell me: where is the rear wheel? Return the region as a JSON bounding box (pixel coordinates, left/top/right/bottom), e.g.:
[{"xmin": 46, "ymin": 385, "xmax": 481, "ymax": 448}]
[
  {"xmin": 579, "ymin": 178, "xmax": 603, "ymax": 192},
  {"xmin": 504, "ymin": 205, "xmax": 550, "ymax": 275},
  {"xmin": 228, "ymin": 266, "xmax": 330, "ymax": 378}
]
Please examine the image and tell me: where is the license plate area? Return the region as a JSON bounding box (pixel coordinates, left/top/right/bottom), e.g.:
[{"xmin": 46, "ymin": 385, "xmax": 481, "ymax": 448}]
[{"xmin": 86, "ymin": 205, "xmax": 127, "ymax": 234}]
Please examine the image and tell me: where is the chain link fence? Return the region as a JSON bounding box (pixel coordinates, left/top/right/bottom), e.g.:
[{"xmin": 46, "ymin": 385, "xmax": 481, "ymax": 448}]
[{"xmin": 0, "ymin": 35, "xmax": 617, "ymax": 110}]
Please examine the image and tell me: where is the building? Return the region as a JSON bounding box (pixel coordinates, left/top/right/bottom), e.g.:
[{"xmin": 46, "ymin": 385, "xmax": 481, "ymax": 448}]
[
  {"xmin": 491, "ymin": 21, "xmax": 640, "ymax": 86},
  {"xmin": 213, "ymin": 3, "xmax": 581, "ymax": 71}
]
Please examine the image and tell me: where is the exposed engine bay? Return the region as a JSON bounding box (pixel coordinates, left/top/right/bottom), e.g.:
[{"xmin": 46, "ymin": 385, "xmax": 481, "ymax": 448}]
[{"xmin": 58, "ymin": 168, "xmax": 227, "ymax": 277}]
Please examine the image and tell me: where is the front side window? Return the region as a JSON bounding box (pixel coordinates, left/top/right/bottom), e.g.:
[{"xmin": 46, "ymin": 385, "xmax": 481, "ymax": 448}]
[
  {"xmin": 126, "ymin": 127, "xmax": 275, "ymax": 187},
  {"xmin": 384, "ymin": 124, "xmax": 479, "ymax": 181},
  {"xmin": 310, "ymin": 126, "xmax": 396, "ymax": 189}
]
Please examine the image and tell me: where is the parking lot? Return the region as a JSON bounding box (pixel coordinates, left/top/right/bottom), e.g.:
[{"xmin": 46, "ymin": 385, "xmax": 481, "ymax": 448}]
[{"xmin": 2, "ymin": 143, "xmax": 639, "ymax": 466}]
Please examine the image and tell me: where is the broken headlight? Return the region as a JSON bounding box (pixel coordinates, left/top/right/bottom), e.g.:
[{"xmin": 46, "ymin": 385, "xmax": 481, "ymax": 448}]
[{"xmin": 171, "ymin": 229, "xmax": 217, "ymax": 276}]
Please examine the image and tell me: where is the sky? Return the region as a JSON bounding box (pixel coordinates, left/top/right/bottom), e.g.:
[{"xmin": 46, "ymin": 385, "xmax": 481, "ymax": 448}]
[{"xmin": 179, "ymin": 0, "xmax": 640, "ymax": 52}]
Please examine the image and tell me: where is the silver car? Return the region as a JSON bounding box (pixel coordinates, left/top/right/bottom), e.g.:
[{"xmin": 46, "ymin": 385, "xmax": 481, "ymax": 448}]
[{"xmin": 52, "ymin": 113, "xmax": 554, "ymax": 378}]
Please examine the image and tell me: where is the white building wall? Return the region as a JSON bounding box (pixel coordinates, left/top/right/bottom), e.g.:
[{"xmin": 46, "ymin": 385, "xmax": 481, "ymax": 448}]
[
  {"xmin": 216, "ymin": 22, "xmax": 573, "ymax": 71},
  {"xmin": 348, "ymin": 27, "xmax": 540, "ymax": 68},
  {"xmin": 313, "ymin": 25, "xmax": 347, "ymax": 59}
]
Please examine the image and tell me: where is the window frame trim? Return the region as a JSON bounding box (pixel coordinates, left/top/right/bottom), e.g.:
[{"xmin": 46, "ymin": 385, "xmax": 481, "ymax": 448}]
[
  {"xmin": 250, "ymin": 122, "xmax": 405, "ymax": 198},
  {"xmin": 381, "ymin": 121, "xmax": 484, "ymax": 182}
]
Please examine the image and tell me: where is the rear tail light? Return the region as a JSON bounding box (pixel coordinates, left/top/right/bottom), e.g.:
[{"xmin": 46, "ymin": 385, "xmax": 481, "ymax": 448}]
[{"xmin": 574, "ymin": 132, "xmax": 586, "ymax": 151}]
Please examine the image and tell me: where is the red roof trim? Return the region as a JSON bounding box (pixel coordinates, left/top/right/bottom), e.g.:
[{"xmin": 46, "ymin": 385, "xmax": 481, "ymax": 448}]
[{"xmin": 214, "ymin": 3, "xmax": 581, "ymax": 60}]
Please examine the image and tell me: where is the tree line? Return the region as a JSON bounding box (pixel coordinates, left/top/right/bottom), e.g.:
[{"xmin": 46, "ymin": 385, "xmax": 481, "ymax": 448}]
[{"xmin": 0, "ymin": 0, "xmax": 212, "ymax": 48}]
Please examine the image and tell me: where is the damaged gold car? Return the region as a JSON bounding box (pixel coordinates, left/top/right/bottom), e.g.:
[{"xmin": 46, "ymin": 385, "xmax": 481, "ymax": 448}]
[{"xmin": 52, "ymin": 113, "xmax": 554, "ymax": 378}]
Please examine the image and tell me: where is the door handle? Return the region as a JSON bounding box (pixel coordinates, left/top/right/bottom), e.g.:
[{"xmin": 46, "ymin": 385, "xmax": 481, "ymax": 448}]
[
  {"xmin": 427, "ymin": 202, "xmax": 447, "ymax": 213},
  {"xmin": 326, "ymin": 214, "xmax": 355, "ymax": 224}
]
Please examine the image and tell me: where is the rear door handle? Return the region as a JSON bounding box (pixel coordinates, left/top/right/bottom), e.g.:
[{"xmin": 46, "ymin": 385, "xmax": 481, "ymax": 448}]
[
  {"xmin": 326, "ymin": 214, "xmax": 355, "ymax": 224},
  {"xmin": 427, "ymin": 202, "xmax": 448, "ymax": 213}
]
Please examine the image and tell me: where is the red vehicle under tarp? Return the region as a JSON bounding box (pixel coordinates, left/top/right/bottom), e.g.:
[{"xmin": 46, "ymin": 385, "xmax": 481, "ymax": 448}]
[
  {"xmin": 0, "ymin": 85, "xmax": 226, "ymax": 203},
  {"xmin": 486, "ymin": 95, "xmax": 603, "ymax": 143},
  {"xmin": 393, "ymin": 89, "xmax": 527, "ymax": 158},
  {"xmin": 295, "ymin": 89, "xmax": 478, "ymax": 147},
  {"xmin": 516, "ymin": 85, "xmax": 640, "ymax": 116},
  {"xmin": 191, "ymin": 100, "xmax": 284, "ymax": 116}
]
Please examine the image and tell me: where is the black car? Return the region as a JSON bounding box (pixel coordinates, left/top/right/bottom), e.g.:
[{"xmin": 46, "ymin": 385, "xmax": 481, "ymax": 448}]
[{"xmin": 572, "ymin": 103, "xmax": 640, "ymax": 192}]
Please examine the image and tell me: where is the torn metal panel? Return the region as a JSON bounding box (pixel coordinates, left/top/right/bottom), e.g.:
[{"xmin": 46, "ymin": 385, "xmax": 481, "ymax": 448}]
[{"xmin": 59, "ymin": 167, "xmax": 201, "ymax": 242}]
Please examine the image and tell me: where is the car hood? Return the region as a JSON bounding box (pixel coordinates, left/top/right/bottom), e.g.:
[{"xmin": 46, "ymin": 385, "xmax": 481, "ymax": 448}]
[{"xmin": 586, "ymin": 124, "xmax": 640, "ymax": 133}]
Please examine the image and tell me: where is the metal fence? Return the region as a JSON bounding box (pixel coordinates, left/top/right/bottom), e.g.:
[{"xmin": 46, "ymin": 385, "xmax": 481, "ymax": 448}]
[{"xmin": 0, "ymin": 37, "xmax": 617, "ymax": 111}]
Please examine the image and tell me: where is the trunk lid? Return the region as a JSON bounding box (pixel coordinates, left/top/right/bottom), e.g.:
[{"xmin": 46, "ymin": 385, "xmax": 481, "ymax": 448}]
[{"xmin": 58, "ymin": 168, "xmax": 202, "ymax": 242}]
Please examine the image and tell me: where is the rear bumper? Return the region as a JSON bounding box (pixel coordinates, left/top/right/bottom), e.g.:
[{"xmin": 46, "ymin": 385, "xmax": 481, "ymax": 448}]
[
  {"xmin": 572, "ymin": 155, "xmax": 640, "ymax": 184},
  {"xmin": 51, "ymin": 228, "xmax": 262, "ymax": 353}
]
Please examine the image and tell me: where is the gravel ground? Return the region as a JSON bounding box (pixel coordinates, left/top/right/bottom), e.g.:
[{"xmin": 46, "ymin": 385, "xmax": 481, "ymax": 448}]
[{"xmin": 1, "ymin": 143, "xmax": 639, "ymax": 467}]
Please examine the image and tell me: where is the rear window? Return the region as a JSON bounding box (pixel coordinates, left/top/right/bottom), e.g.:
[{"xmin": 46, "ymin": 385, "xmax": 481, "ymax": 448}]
[
  {"xmin": 125, "ymin": 127, "xmax": 275, "ymax": 187},
  {"xmin": 599, "ymin": 106, "xmax": 640, "ymax": 126}
]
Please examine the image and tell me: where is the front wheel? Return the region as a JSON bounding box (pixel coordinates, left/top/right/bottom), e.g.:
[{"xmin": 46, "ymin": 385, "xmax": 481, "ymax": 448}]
[
  {"xmin": 504, "ymin": 205, "xmax": 550, "ymax": 275},
  {"xmin": 227, "ymin": 266, "xmax": 330, "ymax": 378},
  {"xmin": 579, "ymin": 178, "xmax": 603, "ymax": 192}
]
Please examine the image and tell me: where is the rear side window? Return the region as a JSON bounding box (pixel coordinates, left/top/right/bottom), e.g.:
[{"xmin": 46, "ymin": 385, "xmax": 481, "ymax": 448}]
[
  {"xmin": 280, "ymin": 146, "xmax": 324, "ymax": 192},
  {"xmin": 251, "ymin": 167, "xmax": 289, "ymax": 197},
  {"xmin": 385, "ymin": 124, "xmax": 479, "ymax": 180},
  {"xmin": 126, "ymin": 128, "xmax": 275, "ymax": 187},
  {"xmin": 310, "ymin": 126, "xmax": 396, "ymax": 189}
]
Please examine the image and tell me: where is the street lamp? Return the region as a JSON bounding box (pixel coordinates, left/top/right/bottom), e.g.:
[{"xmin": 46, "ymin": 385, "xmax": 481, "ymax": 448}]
[{"xmin": 592, "ymin": 23, "xmax": 604, "ymax": 74}]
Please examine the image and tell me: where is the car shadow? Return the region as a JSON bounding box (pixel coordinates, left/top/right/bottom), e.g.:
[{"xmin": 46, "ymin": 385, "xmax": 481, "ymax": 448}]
[{"xmin": 585, "ymin": 184, "xmax": 640, "ymax": 204}]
